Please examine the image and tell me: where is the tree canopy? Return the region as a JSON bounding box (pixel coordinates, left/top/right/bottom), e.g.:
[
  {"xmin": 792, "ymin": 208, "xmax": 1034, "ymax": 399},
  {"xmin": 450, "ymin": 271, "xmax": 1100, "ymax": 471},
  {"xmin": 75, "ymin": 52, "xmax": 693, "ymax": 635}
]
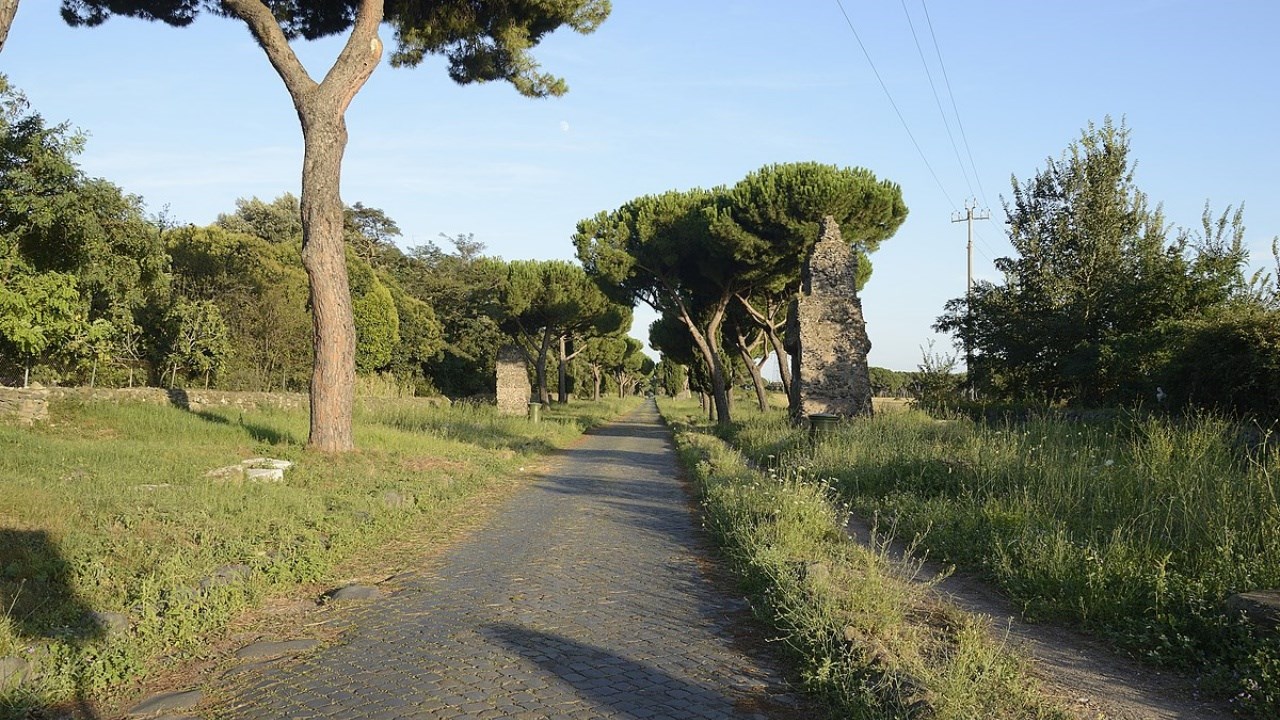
[
  {"xmin": 575, "ymin": 162, "xmax": 906, "ymax": 425},
  {"xmin": 58, "ymin": 0, "xmax": 611, "ymax": 451},
  {"xmin": 936, "ymin": 118, "xmax": 1269, "ymax": 412}
]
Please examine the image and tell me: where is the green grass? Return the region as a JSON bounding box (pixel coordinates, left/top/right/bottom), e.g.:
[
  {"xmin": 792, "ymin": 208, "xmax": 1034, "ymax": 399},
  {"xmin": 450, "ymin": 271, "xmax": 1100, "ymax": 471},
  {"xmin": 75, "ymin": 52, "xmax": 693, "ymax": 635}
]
[
  {"xmin": 721, "ymin": 404, "xmax": 1280, "ymax": 717},
  {"xmin": 0, "ymin": 393, "xmax": 637, "ymax": 716},
  {"xmin": 660, "ymin": 398, "xmax": 1067, "ymax": 720}
]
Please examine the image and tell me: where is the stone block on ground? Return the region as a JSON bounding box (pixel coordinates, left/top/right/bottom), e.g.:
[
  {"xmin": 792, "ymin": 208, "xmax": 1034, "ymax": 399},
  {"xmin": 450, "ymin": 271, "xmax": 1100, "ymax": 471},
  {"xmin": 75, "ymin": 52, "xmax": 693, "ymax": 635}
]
[
  {"xmin": 128, "ymin": 689, "xmax": 203, "ymax": 717},
  {"xmin": 206, "ymin": 457, "xmax": 293, "ymax": 483},
  {"xmin": 1227, "ymin": 590, "xmax": 1280, "ymax": 632},
  {"xmin": 0, "ymin": 656, "xmax": 30, "ymax": 690},
  {"xmin": 235, "ymin": 638, "xmax": 321, "ymax": 660},
  {"xmin": 199, "ymin": 564, "xmax": 253, "ymax": 590},
  {"xmin": 324, "ymin": 584, "xmax": 384, "ymax": 603}
]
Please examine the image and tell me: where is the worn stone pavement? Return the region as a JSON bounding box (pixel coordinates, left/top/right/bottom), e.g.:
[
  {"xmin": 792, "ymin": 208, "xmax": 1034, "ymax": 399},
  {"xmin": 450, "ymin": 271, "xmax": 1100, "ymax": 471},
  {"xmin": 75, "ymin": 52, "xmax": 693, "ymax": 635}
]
[{"xmin": 207, "ymin": 401, "xmax": 810, "ymax": 719}]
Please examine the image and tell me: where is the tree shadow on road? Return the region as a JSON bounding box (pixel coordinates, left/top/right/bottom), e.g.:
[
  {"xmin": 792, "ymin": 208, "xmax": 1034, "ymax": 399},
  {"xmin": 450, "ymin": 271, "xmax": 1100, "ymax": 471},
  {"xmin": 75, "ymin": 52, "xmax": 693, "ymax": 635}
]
[{"xmin": 483, "ymin": 621, "xmax": 786, "ymax": 719}]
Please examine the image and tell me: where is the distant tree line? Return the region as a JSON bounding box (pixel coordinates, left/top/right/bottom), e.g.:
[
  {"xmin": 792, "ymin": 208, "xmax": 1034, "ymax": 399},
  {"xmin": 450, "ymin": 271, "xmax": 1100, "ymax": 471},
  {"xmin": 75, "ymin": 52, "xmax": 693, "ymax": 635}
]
[
  {"xmin": 936, "ymin": 118, "xmax": 1280, "ymax": 420},
  {"xmin": 0, "ymin": 75, "xmax": 648, "ymax": 400}
]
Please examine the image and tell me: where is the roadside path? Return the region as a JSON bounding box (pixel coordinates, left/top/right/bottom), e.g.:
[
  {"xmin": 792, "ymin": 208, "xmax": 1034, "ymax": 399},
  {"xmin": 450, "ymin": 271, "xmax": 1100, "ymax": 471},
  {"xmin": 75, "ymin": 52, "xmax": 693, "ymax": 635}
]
[{"xmin": 207, "ymin": 401, "xmax": 806, "ymax": 719}]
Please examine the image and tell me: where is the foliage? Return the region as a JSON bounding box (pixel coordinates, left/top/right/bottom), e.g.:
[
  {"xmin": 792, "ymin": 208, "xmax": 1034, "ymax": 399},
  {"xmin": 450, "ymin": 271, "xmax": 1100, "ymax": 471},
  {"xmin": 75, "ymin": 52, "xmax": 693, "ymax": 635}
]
[
  {"xmin": 661, "ymin": 399, "xmax": 1068, "ymax": 719},
  {"xmin": 911, "ymin": 342, "xmax": 964, "ymax": 415},
  {"xmin": 1, "ymin": 73, "xmax": 167, "ymax": 386},
  {"xmin": 214, "ymin": 193, "xmax": 302, "ymax": 245},
  {"xmin": 399, "ymin": 234, "xmax": 507, "ymax": 398},
  {"xmin": 165, "ymin": 221, "xmax": 313, "ymax": 391},
  {"xmin": 724, "ymin": 406, "xmax": 1280, "ymax": 718},
  {"xmin": 868, "ymin": 366, "xmax": 912, "ymax": 398},
  {"xmin": 936, "ymin": 119, "xmax": 1257, "ymax": 409},
  {"xmin": 347, "ymin": 251, "xmax": 400, "ymax": 374},
  {"xmin": 654, "ymin": 357, "xmax": 687, "ymax": 397},
  {"xmin": 1159, "ymin": 302, "xmax": 1280, "ymax": 419},
  {"xmin": 494, "ymin": 258, "xmax": 626, "ymax": 404},
  {"xmin": 0, "ymin": 271, "xmax": 85, "ymax": 383},
  {"xmin": 161, "ymin": 298, "xmax": 231, "ymax": 387}
]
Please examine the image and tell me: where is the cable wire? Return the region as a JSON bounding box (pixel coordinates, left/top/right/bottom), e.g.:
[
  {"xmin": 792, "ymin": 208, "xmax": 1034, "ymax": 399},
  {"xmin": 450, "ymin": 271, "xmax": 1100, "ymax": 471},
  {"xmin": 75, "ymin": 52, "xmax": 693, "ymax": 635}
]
[
  {"xmin": 900, "ymin": 0, "xmax": 976, "ymax": 201},
  {"xmin": 833, "ymin": 0, "xmax": 957, "ymax": 211},
  {"xmin": 921, "ymin": 0, "xmax": 990, "ymax": 209}
]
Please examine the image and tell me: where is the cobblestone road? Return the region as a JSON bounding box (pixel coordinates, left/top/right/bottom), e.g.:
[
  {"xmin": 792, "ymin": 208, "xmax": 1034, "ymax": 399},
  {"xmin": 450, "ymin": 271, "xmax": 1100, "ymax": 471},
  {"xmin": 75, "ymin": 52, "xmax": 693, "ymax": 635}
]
[{"xmin": 211, "ymin": 401, "xmax": 809, "ymax": 719}]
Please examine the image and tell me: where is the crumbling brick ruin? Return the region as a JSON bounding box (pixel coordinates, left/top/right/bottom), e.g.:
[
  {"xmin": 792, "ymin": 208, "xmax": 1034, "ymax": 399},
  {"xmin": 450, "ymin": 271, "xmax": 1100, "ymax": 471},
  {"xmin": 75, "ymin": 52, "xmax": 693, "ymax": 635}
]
[
  {"xmin": 495, "ymin": 346, "xmax": 532, "ymax": 415},
  {"xmin": 786, "ymin": 215, "xmax": 874, "ymax": 420}
]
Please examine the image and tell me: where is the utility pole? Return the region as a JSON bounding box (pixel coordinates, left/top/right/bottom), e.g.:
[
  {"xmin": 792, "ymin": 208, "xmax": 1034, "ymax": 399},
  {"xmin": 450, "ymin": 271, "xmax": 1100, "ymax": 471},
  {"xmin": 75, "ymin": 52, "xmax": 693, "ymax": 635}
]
[{"xmin": 951, "ymin": 200, "xmax": 989, "ymax": 398}]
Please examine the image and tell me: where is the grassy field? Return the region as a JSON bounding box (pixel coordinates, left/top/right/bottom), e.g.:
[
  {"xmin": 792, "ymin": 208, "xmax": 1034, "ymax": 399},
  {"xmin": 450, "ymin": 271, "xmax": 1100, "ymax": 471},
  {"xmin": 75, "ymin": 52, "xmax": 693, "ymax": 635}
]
[
  {"xmin": 660, "ymin": 397, "xmax": 1069, "ymax": 719},
  {"xmin": 0, "ymin": 393, "xmax": 637, "ymax": 715},
  {"xmin": 720, "ymin": 402, "xmax": 1280, "ymax": 717}
]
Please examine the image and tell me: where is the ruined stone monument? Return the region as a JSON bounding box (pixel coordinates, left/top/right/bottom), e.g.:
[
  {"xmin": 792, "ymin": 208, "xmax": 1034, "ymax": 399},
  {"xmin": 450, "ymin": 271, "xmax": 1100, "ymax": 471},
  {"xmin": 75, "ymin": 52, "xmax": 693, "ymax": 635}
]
[
  {"xmin": 786, "ymin": 215, "xmax": 874, "ymax": 421},
  {"xmin": 495, "ymin": 346, "xmax": 531, "ymax": 416}
]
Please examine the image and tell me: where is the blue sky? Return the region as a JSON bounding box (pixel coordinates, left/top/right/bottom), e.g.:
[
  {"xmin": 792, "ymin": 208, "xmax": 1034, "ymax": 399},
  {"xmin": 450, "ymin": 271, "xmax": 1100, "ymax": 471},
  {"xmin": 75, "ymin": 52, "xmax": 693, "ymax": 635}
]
[{"xmin": 5, "ymin": 1, "xmax": 1279, "ymax": 371}]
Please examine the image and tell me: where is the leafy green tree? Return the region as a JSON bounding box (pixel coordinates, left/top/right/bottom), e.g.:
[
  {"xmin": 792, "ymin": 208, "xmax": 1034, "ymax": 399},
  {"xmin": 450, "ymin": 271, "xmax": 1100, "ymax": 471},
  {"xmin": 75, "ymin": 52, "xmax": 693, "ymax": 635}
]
[
  {"xmin": 0, "ymin": 271, "xmax": 85, "ymax": 385},
  {"xmin": 716, "ymin": 162, "xmax": 906, "ymax": 416},
  {"xmin": 215, "ymin": 194, "xmax": 303, "ymax": 245},
  {"xmin": 653, "ymin": 357, "xmax": 687, "ymax": 398},
  {"xmin": 398, "ymin": 234, "xmax": 506, "ymax": 399},
  {"xmin": 62, "ymin": 0, "xmax": 610, "ymax": 451},
  {"xmin": 383, "ymin": 280, "xmax": 443, "ymax": 391},
  {"xmin": 577, "ymin": 333, "xmax": 625, "ymax": 401},
  {"xmin": 166, "ymin": 223, "xmax": 314, "ymax": 390},
  {"xmin": 868, "ymin": 366, "xmax": 911, "ymax": 397},
  {"xmin": 2, "ymin": 74, "xmax": 169, "ymax": 386},
  {"xmin": 345, "ymin": 201, "xmax": 401, "ymax": 267},
  {"xmin": 348, "ymin": 250, "xmax": 400, "ymax": 374},
  {"xmin": 576, "ymin": 188, "xmax": 742, "ymax": 421},
  {"xmin": 162, "ymin": 298, "xmax": 231, "ymax": 388},
  {"xmin": 937, "ymin": 119, "xmax": 1253, "ymax": 406},
  {"xmin": 66, "ymin": 317, "xmax": 117, "ymax": 387},
  {"xmin": 649, "ymin": 311, "xmax": 717, "ymax": 418}
]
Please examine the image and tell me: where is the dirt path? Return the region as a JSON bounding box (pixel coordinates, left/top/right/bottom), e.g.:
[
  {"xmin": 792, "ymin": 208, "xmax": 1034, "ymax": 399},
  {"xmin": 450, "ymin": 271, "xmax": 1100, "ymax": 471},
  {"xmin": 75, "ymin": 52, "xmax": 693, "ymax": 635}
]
[{"xmin": 845, "ymin": 517, "xmax": 1234, "ymax": 720}]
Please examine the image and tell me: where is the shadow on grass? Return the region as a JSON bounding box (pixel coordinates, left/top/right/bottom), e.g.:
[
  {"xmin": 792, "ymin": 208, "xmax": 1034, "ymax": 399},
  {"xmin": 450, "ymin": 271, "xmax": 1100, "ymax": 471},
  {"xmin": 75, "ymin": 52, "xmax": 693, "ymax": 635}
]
[
  {"xmin": 163, "ymin": 387, "xmax": 298, "ymax": 445},
  {"xmin": 191, "ymin": 410, "xmax": 297, "ymax": 446},
  {"xmin": 0, "ymin": 530, "xmax": 102, "ymax": 718}
]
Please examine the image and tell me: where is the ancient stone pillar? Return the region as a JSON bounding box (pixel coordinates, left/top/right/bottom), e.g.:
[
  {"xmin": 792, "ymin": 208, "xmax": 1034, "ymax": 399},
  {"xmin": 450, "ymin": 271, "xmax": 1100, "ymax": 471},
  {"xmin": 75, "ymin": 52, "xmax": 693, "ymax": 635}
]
[
  {"xmin": 495, "ymin": 346, "xmax": 532, "ymax": 416},
  {"xmin": 785, "ymin": 215, "xmax": 874, "ymax": 421}
]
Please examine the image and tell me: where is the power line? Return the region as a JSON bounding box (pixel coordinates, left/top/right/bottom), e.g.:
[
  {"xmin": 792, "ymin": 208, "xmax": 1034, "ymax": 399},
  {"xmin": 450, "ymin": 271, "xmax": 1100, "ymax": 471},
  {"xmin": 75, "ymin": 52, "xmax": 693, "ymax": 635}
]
[
  {"xmin": 832, "ymin": 0, "xmax": 957, "ymax": 210},
  {"xmin": 899, "ymin": 0, "xmax": 976, "ymax": 201},
  {"xmin": 920, "ymin": 0, "xmax": 990, "ymax": 209}
]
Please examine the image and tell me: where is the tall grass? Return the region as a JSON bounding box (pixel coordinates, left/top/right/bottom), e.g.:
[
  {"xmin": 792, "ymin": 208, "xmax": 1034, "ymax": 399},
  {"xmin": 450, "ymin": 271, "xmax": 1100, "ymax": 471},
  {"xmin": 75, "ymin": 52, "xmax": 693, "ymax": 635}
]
[
  {"xmin": 661, "ymin": 399, "xmax": 1067, "ymax": 719},
  {"xmin": 724, "ymin": 406, "xmax": 1280, "ymax": 716},
  {"xmin": 0, "ymin": 394, "xmax": 636, "ymax": 715}
]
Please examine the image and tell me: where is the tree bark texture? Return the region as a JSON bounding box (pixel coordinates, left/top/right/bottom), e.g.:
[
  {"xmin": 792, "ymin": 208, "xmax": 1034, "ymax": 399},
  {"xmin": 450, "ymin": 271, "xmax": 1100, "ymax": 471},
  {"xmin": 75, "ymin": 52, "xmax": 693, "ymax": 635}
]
[
  {"xmin": 733, "ymin": 325, "xmax": 769, "ymax": 412},
  {"xmin": 225, "ymin": 0, "xmax": 384, "ymax": 452},
  {"xmin": 0, "ymin": 0, "xmax": 19, "ymax": 53}
]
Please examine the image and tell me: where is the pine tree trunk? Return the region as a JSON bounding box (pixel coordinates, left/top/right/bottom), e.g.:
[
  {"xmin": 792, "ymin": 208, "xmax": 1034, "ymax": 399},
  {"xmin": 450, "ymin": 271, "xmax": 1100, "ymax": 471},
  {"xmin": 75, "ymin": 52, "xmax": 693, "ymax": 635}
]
[
  {"xmin": 557, "ymin": 335, "xmax": 569, "ymax": 404},
  {"xmin": 299, "ymin": 112, "xmax": 357, "ymax": 451},
  {"xmin": 738, "ymin": 338, "xmax": 769, "ymax": 411},
  {"xmin": 223, "ymin": 0, "xmax": 384, "ymax": 451}
]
